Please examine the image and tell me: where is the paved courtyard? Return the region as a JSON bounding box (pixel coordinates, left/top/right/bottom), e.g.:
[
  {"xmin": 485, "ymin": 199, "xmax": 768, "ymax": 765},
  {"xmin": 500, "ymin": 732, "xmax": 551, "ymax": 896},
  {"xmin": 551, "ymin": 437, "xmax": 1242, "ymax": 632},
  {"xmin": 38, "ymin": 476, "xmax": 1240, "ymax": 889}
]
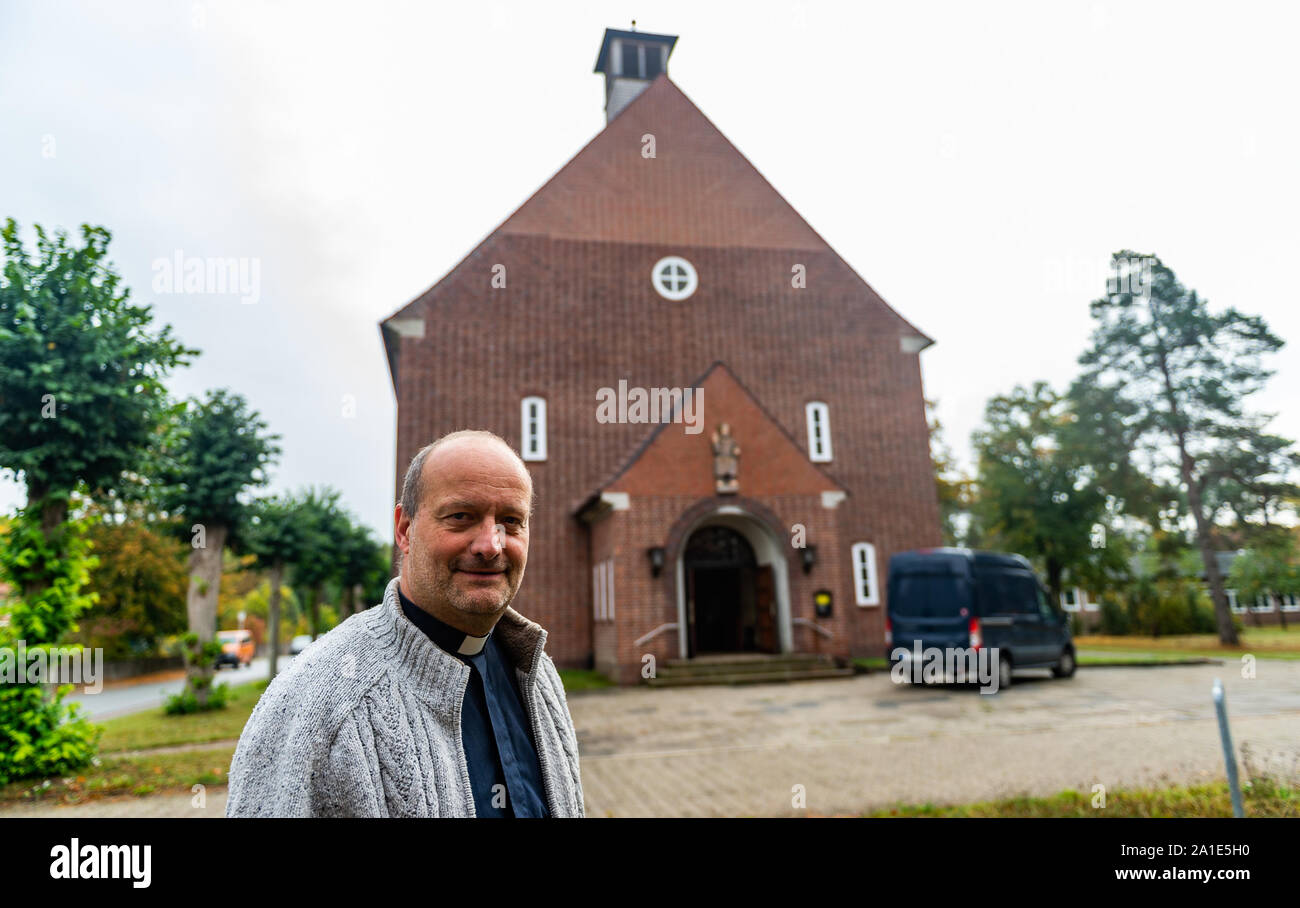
[
  {"xmin": 571, "ymin": 660, "xmax": 1300, "ymax": 817},
  {"xmin": 4, "ymin": 661, "xmax": 1297, "ymax": 817}
]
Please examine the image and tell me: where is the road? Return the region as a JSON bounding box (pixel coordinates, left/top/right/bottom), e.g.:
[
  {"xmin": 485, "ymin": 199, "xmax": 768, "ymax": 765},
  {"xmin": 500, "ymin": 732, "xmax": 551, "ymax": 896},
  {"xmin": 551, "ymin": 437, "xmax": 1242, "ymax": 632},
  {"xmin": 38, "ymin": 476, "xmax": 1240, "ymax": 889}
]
[{"xmin": 65, "ymin": 656, "xmax": 285, "ymax": 720}]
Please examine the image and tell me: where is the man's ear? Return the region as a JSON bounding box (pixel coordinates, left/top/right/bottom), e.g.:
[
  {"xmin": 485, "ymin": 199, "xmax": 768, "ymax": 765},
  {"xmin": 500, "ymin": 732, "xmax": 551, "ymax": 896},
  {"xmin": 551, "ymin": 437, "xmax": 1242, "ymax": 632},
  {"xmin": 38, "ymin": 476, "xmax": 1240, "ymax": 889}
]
[{"xmin": 394, "ymin": 504, "xmax": 412, "ymax": 555}]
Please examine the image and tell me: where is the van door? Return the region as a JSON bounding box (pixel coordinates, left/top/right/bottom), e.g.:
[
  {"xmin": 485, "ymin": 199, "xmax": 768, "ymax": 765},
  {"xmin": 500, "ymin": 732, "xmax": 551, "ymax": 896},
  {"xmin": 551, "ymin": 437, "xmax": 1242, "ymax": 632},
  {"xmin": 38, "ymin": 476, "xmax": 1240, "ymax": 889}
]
[
  {"xmin": 1033, "ymin": 586, "xmax": 1066, "ymax": 665},
  {"xmin": 973, "ymin": 569, "xmax": 1018, "ymax": 659},
  {"xmin": 975, "ymin": 570, "xmax": 1044, "ymax": 664},
  {"xmin": 888, "ymin": 571, "xmax": 973, "ymax": 656}
]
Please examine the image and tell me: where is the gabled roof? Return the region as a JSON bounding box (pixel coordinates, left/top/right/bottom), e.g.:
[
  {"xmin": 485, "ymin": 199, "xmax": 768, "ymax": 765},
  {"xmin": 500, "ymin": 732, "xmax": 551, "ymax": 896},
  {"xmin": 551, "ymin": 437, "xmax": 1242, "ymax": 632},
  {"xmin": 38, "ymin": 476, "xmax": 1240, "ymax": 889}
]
[
  {"xmin": 575, "ymin": 360, "xmax": 848, "ymax": 516},
  {"xmin": 494, "ymin": 73, "xmax": 840, "ymax": 249},
  {"xmin": 379, "ymin": 74, "xmax": 931, "ymax": 345}
]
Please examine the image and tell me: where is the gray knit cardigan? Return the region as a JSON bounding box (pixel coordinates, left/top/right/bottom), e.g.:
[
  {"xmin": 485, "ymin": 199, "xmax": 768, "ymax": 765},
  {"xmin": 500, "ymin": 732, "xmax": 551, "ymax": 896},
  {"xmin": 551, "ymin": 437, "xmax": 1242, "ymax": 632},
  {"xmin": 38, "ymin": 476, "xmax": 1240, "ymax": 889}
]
[{"xmin": 225, "ymin": 577, "xmax": 585, "ymax": 817}]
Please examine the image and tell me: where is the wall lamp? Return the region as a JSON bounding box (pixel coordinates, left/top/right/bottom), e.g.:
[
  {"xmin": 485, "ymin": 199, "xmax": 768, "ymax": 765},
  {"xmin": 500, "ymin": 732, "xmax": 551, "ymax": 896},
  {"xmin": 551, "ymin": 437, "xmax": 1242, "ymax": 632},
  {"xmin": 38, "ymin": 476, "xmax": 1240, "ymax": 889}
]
[
  {"xmin": 647, "ymin": 546, "xmax": 666, "ymax": 578},
  {"xmin": 801, "ymin": 544, "xmax": 817, "ymax": 574}
]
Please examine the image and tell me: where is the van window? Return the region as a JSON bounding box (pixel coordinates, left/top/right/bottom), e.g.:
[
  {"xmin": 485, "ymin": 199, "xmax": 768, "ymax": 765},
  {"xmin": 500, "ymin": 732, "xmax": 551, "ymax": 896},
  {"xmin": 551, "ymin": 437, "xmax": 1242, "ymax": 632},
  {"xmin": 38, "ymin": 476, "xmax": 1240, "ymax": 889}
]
[
  {"xmin": 977, "ymin": 571, "xmax": 1038, "ymax": 615},
  {"xmin": 890, "ymin": 574, "xmax": 971, "ymax": 617}
]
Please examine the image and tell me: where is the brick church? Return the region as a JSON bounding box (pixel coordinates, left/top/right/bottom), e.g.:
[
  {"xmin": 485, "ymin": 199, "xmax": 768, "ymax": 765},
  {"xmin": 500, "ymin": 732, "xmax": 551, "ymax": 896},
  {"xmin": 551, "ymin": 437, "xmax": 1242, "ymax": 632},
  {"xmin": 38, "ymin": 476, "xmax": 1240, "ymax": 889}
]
[{"xmin": 380, "ymin": 28, "xmax": 942, "ymax": 684}]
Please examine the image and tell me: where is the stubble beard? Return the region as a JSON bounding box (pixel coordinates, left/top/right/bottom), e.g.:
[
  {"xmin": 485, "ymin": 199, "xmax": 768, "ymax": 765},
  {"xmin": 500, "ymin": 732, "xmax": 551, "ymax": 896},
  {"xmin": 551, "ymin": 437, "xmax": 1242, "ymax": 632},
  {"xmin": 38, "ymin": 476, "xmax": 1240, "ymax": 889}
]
[{"xmin": 406, "ymin": 545, "xmax": 524, "ymax": 620}]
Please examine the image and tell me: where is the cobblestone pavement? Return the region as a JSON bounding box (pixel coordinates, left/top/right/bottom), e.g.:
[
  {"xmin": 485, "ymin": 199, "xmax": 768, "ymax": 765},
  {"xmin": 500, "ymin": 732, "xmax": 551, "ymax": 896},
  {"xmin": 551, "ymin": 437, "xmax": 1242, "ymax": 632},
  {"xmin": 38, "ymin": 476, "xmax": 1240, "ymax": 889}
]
[
  {"xmin": 571, "ymin": 661, "xmax": 1300, "ymax": 817},
  {"xmin": 5, "ymin": 662, "xmax": 1297, "ymax": 818}
]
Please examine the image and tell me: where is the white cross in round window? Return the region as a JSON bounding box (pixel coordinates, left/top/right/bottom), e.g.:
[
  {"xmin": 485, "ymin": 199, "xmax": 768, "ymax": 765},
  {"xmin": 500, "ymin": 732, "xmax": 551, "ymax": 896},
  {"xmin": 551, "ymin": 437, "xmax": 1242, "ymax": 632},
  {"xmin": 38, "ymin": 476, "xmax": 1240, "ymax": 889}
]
[{"xmin": 651, "ymin": 256, "xmax": 698, "ymax": 301}]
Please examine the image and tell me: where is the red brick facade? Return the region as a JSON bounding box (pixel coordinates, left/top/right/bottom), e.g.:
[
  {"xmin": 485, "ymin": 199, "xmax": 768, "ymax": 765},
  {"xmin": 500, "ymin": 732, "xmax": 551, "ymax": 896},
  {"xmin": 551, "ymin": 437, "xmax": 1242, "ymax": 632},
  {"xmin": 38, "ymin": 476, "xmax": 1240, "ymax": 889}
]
[{"xmin": 381, "ymin": 72, "xmax": 943, "ymax": 682}]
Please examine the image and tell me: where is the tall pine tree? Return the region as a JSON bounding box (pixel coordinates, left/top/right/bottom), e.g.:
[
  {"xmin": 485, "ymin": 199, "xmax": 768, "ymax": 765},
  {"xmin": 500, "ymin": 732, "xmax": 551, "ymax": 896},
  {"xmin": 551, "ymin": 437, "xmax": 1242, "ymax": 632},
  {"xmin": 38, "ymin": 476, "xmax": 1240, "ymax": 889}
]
[{"xmin": 1076, "ymin": 251, "xmax": 1293, "ymax": 644}]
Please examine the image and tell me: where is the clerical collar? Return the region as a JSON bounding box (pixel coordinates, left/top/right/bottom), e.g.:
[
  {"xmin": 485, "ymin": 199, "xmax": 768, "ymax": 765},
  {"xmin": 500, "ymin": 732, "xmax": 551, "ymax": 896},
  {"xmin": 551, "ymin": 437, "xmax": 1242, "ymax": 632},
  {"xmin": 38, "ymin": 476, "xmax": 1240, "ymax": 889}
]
[{"xmin": 397, "ymin": 586, "xmax": 492, "ymax": 656}]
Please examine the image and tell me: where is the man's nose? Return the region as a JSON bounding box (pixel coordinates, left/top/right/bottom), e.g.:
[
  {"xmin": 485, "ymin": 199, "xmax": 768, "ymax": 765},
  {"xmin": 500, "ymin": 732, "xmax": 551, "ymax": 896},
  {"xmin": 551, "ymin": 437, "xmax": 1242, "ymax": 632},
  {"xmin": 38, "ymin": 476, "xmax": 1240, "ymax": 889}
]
[{"xmin": 466, "ymin": 518, "xmax": 504, "ymax": 558}]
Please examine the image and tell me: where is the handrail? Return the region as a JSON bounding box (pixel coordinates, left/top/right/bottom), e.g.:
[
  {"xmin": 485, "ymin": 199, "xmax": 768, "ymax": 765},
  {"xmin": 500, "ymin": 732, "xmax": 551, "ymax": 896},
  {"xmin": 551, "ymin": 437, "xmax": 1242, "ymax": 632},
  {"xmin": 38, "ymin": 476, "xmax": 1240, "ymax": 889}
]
[
  {"xmin": 634, "ymin": 623, "xmax": 680, "ymax": 647},
  {"xmin": 791, "ymin": 617, "xmax": 833, "ymax": 639}
]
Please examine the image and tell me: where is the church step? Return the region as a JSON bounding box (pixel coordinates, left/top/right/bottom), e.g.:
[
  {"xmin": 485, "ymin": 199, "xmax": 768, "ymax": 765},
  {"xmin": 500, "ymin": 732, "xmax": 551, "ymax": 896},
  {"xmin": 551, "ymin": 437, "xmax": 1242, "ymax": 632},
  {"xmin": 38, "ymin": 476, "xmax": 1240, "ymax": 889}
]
[
  {"xmin": 645, "ymin": 667, "xmax": 856, "ymax": 687},
  {"xmin": 658, "ymin": 655, "xmax": 839, "ymax": 676}
]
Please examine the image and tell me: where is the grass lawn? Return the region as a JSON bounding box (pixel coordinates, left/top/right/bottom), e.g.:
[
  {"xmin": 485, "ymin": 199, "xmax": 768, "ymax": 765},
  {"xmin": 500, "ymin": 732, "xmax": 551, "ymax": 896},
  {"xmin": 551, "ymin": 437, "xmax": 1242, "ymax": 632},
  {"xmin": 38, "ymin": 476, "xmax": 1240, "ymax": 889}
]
[
  {"xmin": 865, "ymin": 775, "xmax": 1300, "ymax": 817},
  {"xmin": 95, "ymin": 680, "xmax": 267, "ymax": 753},
  {"xmin": 557, "ymin": 668, "xmax": 616, "ymax": 692},
  {"xmin": 0, "ymin": 746, "xmax": 237, "ymax": 805},
  {"xmin": 1076, "ymin": 627, "xmax": 1300, "ymax": 662}
]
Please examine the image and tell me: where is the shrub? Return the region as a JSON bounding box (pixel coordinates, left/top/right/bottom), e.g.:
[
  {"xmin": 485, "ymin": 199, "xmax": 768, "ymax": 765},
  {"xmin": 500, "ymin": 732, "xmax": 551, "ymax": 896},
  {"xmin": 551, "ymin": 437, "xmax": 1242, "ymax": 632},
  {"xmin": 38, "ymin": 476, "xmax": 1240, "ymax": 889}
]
[
  {"xmin": 1098, "ymin": 596, "xmax": 1129, "ymax": 635},
  {"xmin": 0, "ymin": 506, "xmax": 102, "ymax": 784},
  {"xmin": 164, "ymin": 681, "xmax": 230, "ymax": 715}
]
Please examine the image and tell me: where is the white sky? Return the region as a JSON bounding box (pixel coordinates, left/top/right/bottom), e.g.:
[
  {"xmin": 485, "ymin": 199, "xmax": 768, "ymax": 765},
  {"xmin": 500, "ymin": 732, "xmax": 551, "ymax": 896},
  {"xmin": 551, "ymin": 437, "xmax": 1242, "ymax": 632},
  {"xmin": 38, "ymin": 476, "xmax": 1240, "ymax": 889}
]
[{"xmin": 2, "ymin": 0, "xmax": 1297, "ymax": 537}]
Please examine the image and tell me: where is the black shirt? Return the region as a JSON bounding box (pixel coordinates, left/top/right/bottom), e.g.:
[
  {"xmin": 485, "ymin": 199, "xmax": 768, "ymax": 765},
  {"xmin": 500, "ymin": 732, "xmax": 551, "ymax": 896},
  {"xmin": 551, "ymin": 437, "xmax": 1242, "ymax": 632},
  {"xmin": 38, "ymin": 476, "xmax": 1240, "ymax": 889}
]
[{"xmin": 397, "ymin": 587, "xmax": 550, "ymax": 818}]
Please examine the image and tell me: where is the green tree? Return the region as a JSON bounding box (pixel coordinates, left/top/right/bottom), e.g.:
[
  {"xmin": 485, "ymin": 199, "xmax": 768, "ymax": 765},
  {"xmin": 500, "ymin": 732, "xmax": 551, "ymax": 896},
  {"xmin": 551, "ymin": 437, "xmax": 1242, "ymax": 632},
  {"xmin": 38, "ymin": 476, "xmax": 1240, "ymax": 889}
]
[
  {"xmin": 0, "ymin": 218, "xmax": 195, "ymax": 582},
  {"xmin": 158, "ymin": 389, "xmax": 280, "ymax": 708},
  {"xmin": 288, "ymin": 486, "xmax": 351, "ymax": 641},
  {"xmin": 241, "ymin": 493, "xmax": 307, "ymax": 680},
  {"xmin": 0, "ymin": 219, "xmax": 194, "ymax": 780},
  {"xmin": 1076, "ymin": 250, "xmax": 1294, "ymax": 645},
  {"xmin": 927, "ymin": 398, "xmax": 976, "ymax": 547},
  {"xmin": 337, "ymin": 520, "xmax": 389, "ymax": 619},
  {"xmin": 971, "ymin": 381, "xmax": 1108, "ymax": 604},
  {"xmin": 1229, "ymin": 532, "xmax": 1299, "ymax": 631},
  {"xmin": 75, "ymin": 514, "xmax": 188, "ymax": 658}
]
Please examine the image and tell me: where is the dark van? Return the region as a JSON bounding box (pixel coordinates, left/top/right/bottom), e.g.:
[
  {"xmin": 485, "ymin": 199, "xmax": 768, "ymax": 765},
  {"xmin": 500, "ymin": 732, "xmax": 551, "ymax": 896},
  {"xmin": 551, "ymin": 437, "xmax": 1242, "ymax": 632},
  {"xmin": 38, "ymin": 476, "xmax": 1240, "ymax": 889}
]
[{"xmin": 886, "ymin": 548, "xmax": 1075, "ymax": 689}]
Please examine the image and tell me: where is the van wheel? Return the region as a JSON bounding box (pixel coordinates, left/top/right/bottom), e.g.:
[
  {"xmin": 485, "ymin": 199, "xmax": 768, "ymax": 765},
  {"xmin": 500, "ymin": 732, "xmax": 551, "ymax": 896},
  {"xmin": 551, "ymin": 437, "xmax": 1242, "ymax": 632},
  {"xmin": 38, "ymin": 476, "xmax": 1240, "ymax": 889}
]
[
  {"xmin": 997, "ymin": 653, "xmax": 1013, "ymax": 690},
  {"xmin": 1053, "ymin": 649, "xmax": 1076, "ymax": 678}
]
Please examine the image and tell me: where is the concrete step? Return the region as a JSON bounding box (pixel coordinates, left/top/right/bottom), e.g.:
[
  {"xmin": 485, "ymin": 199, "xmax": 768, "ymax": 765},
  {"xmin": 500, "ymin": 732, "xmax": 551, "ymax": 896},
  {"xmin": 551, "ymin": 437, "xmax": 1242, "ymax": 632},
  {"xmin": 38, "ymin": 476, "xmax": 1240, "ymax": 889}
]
[
  {"xmin": 645, "ymin": 667, "xmax": 856, "ymax": 687},
  {"xmin": 660, "ymin": 655, "xmax": 838, "ymax": 676}
]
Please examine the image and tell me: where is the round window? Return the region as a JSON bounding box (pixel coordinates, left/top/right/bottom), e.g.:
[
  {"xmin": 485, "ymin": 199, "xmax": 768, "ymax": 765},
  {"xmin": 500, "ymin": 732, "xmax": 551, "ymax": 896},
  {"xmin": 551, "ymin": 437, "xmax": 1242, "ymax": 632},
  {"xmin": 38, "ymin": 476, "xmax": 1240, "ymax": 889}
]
[{"xmin": 651, "ymin": 256, "xmax": 698, "ymax": 301}]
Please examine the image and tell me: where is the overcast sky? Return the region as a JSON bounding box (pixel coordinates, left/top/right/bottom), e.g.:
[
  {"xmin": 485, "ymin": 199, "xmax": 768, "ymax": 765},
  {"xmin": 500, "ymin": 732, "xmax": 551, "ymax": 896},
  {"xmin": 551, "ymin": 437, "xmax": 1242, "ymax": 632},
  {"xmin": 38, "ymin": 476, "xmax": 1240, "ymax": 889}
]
[{"xmin": 2, "ymin": 0, "xmax": 1297, "ymax": 538}]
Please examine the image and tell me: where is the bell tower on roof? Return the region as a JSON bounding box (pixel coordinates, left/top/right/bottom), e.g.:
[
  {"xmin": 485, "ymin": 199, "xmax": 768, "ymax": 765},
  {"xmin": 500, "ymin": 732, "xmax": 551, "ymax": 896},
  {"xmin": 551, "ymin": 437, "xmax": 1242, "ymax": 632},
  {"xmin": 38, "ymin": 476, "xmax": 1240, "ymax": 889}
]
[{"xmin": 593, "ymin": 25, "xmax": 678, "ymax": 124}]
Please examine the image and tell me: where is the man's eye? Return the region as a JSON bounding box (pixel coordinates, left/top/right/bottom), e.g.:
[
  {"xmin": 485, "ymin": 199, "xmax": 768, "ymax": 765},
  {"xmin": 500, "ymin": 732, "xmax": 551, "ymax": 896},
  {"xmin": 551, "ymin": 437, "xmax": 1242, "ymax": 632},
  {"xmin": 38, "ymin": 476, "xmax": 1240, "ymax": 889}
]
[{"xmin": 447, "ymin": 513, "xmax": 470, "ymax": 520}]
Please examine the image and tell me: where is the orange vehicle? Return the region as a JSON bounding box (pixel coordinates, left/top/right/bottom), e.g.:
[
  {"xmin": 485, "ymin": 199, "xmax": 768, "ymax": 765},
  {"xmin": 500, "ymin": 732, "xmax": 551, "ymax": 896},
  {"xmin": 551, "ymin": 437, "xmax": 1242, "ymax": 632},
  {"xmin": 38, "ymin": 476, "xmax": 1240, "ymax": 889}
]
[{"xmin": 216, "ymin": 629, "xmax": 255, "ymax": 669}]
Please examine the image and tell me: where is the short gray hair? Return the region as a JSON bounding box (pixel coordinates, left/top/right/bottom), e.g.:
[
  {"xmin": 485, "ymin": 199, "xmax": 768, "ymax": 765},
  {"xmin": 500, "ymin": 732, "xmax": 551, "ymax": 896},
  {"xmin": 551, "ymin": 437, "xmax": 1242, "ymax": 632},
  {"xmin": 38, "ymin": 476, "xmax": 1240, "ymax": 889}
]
[{"xmin": 399, "ymin": 429, "xmax": 533, "ymax": 521}]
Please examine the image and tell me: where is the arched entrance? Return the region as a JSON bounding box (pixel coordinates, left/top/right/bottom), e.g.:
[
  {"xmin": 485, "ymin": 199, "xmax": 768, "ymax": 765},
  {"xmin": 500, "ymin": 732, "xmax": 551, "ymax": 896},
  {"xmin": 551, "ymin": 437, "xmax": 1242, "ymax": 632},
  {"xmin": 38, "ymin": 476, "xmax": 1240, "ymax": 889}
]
[{"xmin": 682, "ymin": 524, "xmax": 779, "ymax": 657}]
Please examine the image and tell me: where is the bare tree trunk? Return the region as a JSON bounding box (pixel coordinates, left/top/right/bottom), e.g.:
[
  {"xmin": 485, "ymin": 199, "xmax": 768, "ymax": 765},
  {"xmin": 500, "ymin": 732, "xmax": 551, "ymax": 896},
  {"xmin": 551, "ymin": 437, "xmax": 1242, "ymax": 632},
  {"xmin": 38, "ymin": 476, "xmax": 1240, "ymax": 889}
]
[
  {"xmin": 1184, "ymin": 467, "xmax": 1238, "ymax": 645},
  {"xmin": 1149, "ymin": 302, "xmax": 1239, "ymax": 647},
  {"xmin": 268, "ymin": 559, "xmax": 283, "ymax": 680},
  {"xmin": 185, "ymin": 522, "xmax": 228, "ymax": 707}
]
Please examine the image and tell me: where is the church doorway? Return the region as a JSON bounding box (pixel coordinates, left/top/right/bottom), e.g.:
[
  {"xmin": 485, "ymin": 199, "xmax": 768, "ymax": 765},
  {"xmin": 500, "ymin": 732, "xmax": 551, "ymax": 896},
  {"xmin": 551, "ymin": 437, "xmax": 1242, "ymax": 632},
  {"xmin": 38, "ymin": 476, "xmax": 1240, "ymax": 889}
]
[{"xmin": 683, "ymin": 525, "xmax": 777, "ymax": 657}]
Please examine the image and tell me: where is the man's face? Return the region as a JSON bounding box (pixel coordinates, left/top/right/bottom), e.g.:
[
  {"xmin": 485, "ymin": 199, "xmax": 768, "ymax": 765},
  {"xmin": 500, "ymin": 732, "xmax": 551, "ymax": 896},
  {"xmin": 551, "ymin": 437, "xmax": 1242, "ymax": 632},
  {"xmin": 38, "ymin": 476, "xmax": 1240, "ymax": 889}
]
[{"xmin": 395, "ymin": 439, "xmax": 531, "ymax": 631}]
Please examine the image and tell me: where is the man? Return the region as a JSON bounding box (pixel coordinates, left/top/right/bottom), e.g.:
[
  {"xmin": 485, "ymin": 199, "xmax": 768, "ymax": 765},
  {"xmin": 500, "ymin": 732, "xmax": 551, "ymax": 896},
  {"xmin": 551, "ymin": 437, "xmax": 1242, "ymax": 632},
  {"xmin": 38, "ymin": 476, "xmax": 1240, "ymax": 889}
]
[{"xmin": 226, "ymin": 430, "xmax": 585, "ymax": 817}]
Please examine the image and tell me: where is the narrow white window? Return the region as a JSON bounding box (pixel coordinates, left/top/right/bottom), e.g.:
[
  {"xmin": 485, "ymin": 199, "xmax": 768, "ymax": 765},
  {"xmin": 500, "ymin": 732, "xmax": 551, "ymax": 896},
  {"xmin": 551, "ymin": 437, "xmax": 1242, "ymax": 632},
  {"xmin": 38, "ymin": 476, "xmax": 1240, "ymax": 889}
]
[
  {"xmin": 592, "ymin": 564, "xmax": 602, "ymax": 622},
  {"xmin": 606, "ymin": 559, "xmax": 615, "ymax": 621},
  {"xmin": 806, "ymin": 401, "xmax": 832, "ymax": 462},
  {"xmin": 852, "ymin": 542, "xmax": 879, "ymax": 606},
  {"xmin": 1227, "ymin": 589, "xmax": 1244, "ymax": 614},
  {"xmin": 1061, "ymin": 588, "xmax": 1079, "ymax": 612},
  {"xmin": 1251, "ymin": 594, "xmax": 1274, "ymax": 613},
  {"xmin": 599, "ymin": 561, "xmax": 609, "ymax": 622},
  {"xmin": 1281, "ymin": 594, "xmax": 1300, "ymax": 612},
  {"xmin": 522, "ymin": 396, "xmax": 546, "ymax": 461}
]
